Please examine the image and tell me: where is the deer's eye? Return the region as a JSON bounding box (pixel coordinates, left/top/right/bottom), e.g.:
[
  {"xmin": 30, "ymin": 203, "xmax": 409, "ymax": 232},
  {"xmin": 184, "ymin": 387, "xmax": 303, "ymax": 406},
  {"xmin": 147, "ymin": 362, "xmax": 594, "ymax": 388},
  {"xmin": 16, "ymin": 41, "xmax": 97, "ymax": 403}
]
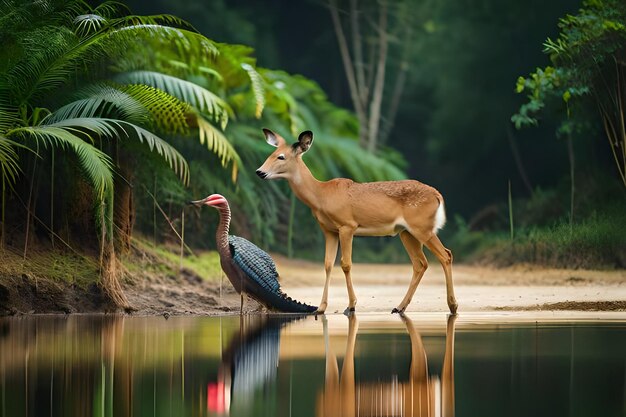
[{"xmin": 277, "ymin": 154, "xmax": 285, "ymax": 160}]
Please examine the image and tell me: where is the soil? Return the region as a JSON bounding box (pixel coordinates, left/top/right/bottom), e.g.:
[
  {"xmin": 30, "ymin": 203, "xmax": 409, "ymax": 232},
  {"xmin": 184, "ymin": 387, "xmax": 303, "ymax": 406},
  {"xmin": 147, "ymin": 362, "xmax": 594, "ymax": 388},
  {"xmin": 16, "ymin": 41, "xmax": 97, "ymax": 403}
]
[{"xmin": 1, "ymin": 250, "xmax": 625, "ymax": 316}]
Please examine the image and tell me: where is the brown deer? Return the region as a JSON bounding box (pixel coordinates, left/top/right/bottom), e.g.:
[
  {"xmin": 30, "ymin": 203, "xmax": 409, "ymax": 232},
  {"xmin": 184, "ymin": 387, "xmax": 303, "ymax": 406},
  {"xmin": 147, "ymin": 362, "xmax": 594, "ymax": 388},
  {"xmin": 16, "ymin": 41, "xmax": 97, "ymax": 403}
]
[{"xmin": 256, "ymin": 129, "xmax": 458, "ymax": 315}]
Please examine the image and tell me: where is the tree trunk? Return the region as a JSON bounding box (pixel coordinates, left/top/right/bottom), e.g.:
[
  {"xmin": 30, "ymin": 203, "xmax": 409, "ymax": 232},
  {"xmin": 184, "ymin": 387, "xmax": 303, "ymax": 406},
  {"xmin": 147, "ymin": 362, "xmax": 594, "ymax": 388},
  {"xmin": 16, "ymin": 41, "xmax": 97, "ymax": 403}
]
[
  {"xmin": 366, "ymin": 1, "xmax": 388, "ymax": 153},
  {"xmin": 567, "ymin": 135, "xmax": 575, "ymax": 229},
  {"xmin": 100, "ymin": 238, "xmax": 131, "ymax": 310},
  {"xmin": 329, "ymin": 0, "xmax": 368, "ymax": 146},
  {"xmin": 114, "ymin": 150, "xmax": 135, "ymax": 254}
]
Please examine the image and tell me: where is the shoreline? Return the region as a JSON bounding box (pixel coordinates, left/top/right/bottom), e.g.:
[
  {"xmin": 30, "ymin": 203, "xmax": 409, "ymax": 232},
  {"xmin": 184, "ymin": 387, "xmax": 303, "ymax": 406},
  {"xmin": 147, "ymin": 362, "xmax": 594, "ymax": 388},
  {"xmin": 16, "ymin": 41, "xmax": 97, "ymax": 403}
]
[{"xmin": 2, "ymin": 250, "xmax": 625, "ymax": 316}]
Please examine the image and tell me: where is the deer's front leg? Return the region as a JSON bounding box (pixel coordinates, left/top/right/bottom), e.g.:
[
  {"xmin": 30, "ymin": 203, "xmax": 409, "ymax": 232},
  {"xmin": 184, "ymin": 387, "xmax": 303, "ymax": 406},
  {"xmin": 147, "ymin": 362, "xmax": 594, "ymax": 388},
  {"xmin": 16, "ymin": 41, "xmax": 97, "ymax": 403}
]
[
  {"xmin": 317, "ymin": 230, "xmax": 339, "ymax": 314},
  {"xmin": 338, "ymin": 227, "xmax": 357, "ymax": 313}
]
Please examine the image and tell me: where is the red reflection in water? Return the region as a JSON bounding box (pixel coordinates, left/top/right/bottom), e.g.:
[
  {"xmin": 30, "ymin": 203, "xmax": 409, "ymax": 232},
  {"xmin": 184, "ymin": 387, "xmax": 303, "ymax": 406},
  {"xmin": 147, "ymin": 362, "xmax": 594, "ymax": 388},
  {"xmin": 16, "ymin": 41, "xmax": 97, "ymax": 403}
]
[{"xmin": 207, "ymin": 382, "xmax": 225, "ymax": 413}]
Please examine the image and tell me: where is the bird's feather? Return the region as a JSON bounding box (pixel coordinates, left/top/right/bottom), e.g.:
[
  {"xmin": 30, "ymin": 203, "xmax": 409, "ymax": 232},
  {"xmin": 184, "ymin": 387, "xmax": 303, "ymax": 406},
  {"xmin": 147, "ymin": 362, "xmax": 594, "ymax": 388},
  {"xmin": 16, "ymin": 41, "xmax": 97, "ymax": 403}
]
[{"xmin": 229, "ymin": 235, "xmax": 280, "ymax": 294}]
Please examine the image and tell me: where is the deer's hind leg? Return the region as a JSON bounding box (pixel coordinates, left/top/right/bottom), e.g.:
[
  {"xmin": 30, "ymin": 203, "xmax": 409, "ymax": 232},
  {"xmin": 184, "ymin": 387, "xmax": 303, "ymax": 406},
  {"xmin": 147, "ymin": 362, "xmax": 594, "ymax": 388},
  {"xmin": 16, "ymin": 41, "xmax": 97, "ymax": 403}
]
[
  {"xmin": 338, "ymin": 227, "xmax": 357, "ymax": 313},
  {"xmin": 393, "ymin": 231, "xmax": 429, "ymax": 314},
  {"xmin": 424, "ymin": 234, "xmax": 458, "ymax": 314}
]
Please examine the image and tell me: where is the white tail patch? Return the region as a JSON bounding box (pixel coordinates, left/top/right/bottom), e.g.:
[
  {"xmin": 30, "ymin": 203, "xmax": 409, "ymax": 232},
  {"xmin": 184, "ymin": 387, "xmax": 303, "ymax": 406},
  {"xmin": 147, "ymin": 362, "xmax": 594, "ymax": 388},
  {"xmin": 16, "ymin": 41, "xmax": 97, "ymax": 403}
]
[{"xmin": 433, "ymin": 199, "xmax": 446, "ymax": 234}]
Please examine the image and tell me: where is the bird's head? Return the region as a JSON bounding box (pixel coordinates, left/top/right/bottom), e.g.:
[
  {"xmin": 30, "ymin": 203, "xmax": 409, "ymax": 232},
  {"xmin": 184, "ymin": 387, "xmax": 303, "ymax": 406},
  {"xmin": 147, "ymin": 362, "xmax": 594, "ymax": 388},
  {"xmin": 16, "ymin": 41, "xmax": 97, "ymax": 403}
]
[{"xmin": 188, "ymin": 194, "xmax": 229, "ymax": 209}]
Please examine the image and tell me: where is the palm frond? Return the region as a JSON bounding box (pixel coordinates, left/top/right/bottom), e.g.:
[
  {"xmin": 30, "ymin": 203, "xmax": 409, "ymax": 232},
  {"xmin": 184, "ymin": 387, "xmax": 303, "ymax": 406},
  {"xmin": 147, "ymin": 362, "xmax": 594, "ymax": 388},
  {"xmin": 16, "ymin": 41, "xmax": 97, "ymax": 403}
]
[
  {"xmin": 7, "ymin": 124, "xmax": 114, "ymax": 200},
  {"xmin": 114, "ymin": 120, "xmax": 190, "ymax": 185},
  {"xmin": 42, "ymin": 117, "xmax": 190, "ymax": 185},
  {"xmin": 262, "ymin": 74, "xmax": 302, "ymax": 135},
  {"xmin": 0, "ymin": 104, "xmax": 21, "ymax": 133},
  {"xmin": 241, "ymin": 63, "xmax": 265, "ymax": 118},
  {"xmin": 109, "ymin": 14, "xmax": 200, "ymax": 33},
  {"xmin": 74, "ymin": 14, "xmax": 106, "ymax": 37},
  {"xmin": 7, "ymin": 26, "xmax": 83, "ymax": 104},
  {"xmin": 117, "ymin": 84, "xmax": 190, "ymax": 135},
  {"xmin": 45, "ymin": 83, "xmax": 150, "ymax": 126},
  {"xmin": 196, "ymin": 114, "xmax": 239, "ymax": 182},
  {"xmin": 108, "ymin": 24, "xmax": 217, "ymax": 59},
  {"xmin": 0, "ymin": 0, "xmax": 86, "ymax": 38},
  {"xmin": 92, "ymin": 1, "xmax": 130, "ymax": 19},
  {"xmin": 0, "ymin": 135, "xmax": 22, "ymax": 186},
  {"xmin": 115, "ymin": 71, "xmax": 230, "ymax": 128},
  {"xmin": 7, "ymin": 15, "xmax": 219, "ymax": 106}
]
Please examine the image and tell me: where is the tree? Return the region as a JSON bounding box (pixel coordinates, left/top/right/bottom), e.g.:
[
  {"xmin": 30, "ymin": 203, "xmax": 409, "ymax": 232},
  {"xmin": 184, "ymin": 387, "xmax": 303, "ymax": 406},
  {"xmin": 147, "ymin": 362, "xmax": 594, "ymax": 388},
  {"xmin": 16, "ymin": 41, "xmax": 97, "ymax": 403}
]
[
  {"xmin": 513, "ymin": 0, "xmax": 626, "ymax": 187},
  {"xmin": 327, "ymin": 0, "xmax": 430, "ymax": 151}
]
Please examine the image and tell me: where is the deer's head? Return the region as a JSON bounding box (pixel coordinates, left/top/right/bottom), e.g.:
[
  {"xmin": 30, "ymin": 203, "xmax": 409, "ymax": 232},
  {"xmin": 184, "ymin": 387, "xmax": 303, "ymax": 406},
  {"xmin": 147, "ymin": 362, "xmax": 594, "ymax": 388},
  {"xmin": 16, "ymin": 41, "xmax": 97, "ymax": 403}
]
[{"xmin": 256, "ymin": 129, "xmax": 313, "ymax": 180}]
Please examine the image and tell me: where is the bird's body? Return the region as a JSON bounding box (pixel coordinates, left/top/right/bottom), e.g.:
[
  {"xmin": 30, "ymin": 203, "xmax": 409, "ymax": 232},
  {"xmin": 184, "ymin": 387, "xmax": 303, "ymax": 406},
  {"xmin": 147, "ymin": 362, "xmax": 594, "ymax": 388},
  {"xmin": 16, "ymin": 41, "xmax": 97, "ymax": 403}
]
[{"xmin": 191, "ymin": 194, "xmax": 316, "ymax": 313}]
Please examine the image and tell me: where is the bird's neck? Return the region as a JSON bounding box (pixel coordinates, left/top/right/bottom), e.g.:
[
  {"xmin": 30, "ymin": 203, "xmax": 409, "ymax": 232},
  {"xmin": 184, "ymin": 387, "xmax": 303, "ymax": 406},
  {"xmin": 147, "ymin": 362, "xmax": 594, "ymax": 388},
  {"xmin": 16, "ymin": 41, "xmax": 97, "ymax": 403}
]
[{"xmin": 216, "ymin": 204, "xmax": 232, "ymax": 259}]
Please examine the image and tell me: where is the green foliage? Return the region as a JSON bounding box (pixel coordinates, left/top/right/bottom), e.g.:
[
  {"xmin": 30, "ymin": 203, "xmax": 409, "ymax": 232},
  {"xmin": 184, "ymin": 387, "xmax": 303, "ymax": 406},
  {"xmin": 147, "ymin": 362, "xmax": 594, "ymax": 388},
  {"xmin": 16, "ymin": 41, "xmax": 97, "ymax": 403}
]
[
  {"xmin": 481, "ymin": 204, "xmax": 626, "ymax": 269},
  {"xmin": 0, "ymin": 0, "xmax": 409, "ymax": 269},
  {"xmin": 445, "ymin": 175, "xmax": 626, "ymax": 268},
  {"xmin": 0, "ymin": 0, "xmax": 234, "ymax": 252},
  {"xmin": 0, "ymin": 136, "xmax": 22, "ymax": 187},
  {"xmin": 114, "ymin": 71, "xmax": 230, "ymax": 128},
  {"xmin": 513, "ymin": 0, "xmax": 626, "ymax": 185},
  {"xmin": 8, "ymin": 122, "xmax": 115, "ymax": 201}
]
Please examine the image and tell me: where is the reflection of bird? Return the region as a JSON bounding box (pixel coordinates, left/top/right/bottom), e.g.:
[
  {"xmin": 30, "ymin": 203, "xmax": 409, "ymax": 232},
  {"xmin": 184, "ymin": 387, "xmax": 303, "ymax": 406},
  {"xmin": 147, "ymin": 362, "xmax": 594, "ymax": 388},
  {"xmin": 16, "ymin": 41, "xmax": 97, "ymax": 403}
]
[
  {"xmin": 209, "ymin": 316, "xmax": 306, "ymax": 414},
  {"xmin": 190, "ymin": 194, "xmax": 316, "ymax": 313}
]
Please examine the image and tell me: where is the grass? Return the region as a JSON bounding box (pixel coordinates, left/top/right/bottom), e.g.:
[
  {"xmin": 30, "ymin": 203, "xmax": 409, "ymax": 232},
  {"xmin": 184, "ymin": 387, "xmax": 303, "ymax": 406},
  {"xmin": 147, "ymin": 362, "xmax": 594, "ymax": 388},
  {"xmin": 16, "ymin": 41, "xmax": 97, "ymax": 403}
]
[
  {"xmin": 0, "ymin": 246, "xmax": 99, "ymax": 288},
  {"xmin": 0, "ymin": 235, "xmax": 223, "ymax": 294},
  {"xmin": 128, "ymin": 236, "xmax": 223, "ymax": 282},
  {"xmin": 450, "ymin": 206, "xmax": 626, "ymax": 269}
]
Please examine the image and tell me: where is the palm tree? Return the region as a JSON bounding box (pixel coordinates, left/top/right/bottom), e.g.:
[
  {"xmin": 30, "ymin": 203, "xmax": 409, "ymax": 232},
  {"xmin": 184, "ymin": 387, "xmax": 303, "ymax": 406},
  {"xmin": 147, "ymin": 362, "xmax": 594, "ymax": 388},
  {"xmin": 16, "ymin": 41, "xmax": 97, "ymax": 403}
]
[{"xmin": 0, "ymin": 0, "xmax": 239, "ymax": 307}]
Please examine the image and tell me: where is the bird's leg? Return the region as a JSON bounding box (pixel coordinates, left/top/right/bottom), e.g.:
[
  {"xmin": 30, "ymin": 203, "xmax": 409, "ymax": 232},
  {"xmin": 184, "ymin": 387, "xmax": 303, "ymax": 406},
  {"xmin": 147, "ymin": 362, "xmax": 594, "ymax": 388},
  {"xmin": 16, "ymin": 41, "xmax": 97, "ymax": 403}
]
[{"xmin": 240, "ymin": 291, "xmax": 247, "ymax": 315}]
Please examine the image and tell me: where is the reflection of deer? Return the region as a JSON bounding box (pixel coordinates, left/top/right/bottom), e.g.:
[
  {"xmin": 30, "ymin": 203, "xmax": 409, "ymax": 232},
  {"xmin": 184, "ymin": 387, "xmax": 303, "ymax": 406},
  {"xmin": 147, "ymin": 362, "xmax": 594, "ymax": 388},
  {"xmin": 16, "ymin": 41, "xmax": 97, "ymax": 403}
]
[
  {"xmin": 256, "ymin": 129, "xmax": 457, "ymax": 315},
  {"xmin": 317, "ymin": 314, "xmax": 457, "ymax": 417},
  {"xmin": 317, "ymin": 314, "xmax": 359, "ymax": 417}
]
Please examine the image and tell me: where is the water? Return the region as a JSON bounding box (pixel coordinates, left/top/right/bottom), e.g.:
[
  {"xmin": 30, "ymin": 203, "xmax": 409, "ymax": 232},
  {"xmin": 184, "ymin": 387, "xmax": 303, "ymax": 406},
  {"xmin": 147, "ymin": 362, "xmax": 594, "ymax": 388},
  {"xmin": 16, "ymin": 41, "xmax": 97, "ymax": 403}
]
[{"xmin": 0, "ymin": 314, "xmax": 624, "ymax": 417}]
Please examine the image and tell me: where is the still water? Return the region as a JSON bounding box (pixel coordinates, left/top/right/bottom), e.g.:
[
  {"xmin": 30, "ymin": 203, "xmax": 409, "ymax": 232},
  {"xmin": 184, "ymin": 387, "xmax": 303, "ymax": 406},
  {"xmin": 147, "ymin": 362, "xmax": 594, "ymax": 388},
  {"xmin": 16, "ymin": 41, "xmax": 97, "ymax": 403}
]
[{"xmin": 0, "ymin": 314, "xmax": 624, "ymax": 417}]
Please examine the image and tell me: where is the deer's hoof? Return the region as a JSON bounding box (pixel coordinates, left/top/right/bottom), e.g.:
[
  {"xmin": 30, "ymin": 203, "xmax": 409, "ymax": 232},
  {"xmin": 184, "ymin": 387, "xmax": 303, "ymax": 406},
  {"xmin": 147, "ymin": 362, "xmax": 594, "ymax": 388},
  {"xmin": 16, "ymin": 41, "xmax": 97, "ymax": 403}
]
[
  {"xmin": 343, "ymin": 307, "xmax": 355, "ymax": 316},
  {"xmin": 391, "ymin": 307, "xmax": 405, "ymax": 314},
  {"xmin": 448, "ymin": 302, "xmax": 458, "ymax": 315}
]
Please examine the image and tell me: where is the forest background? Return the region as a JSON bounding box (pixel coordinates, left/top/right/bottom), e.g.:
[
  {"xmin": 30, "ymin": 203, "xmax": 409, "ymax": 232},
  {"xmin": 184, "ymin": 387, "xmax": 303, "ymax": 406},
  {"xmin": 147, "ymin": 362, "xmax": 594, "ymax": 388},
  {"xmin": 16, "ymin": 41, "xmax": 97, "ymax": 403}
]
[{"xmin": 0, "ymin": 0, "xmax": 624, "ymax": 310}]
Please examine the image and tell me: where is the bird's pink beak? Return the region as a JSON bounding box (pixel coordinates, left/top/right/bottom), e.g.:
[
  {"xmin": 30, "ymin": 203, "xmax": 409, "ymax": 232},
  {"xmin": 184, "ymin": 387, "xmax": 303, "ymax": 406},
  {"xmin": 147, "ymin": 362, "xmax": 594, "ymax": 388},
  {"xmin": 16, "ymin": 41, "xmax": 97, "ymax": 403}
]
[{"xmin": 189, "ymin": 194, "xmax": 228, "ymax": 207}]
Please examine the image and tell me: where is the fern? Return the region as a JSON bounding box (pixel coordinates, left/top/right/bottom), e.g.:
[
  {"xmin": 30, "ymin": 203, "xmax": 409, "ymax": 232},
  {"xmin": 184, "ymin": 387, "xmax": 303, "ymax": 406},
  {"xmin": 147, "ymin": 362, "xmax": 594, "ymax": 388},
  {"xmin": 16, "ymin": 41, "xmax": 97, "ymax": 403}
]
[{"xmin": 115, "ymin": 71, "xmax": 230, "ymax": 128}]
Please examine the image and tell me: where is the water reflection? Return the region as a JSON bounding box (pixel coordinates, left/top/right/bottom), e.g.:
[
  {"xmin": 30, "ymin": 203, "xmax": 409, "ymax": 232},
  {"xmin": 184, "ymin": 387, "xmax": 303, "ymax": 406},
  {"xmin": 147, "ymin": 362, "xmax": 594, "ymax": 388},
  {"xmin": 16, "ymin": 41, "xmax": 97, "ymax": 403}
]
[
  {"xmin": 214, "ymin": 315, "xmax": 302, "ymax": 414},
  {"xmin": 317, "ymin": 314, "xmax": 456, "ymax": 417},
  {"xmin": 0, "ymin": 314, "xmax": 624, "ymax": 417}
]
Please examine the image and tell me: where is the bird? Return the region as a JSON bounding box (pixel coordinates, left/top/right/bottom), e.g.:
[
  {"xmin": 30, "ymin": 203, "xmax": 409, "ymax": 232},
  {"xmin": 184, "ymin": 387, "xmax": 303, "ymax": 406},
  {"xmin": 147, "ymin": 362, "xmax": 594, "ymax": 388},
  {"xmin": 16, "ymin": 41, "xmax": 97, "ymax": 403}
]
[{"xmin": 189, "ymin": 194, "xmax": 317, "ymax": 314}]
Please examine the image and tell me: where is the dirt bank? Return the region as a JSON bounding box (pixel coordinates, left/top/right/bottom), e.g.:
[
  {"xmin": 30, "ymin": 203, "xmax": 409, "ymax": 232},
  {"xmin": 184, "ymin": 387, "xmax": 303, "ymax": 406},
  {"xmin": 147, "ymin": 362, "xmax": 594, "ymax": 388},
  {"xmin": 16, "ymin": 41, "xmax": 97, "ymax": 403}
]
[{"xmin": 1, "ymin": 248, "xmax": 625, "ymax": 316}]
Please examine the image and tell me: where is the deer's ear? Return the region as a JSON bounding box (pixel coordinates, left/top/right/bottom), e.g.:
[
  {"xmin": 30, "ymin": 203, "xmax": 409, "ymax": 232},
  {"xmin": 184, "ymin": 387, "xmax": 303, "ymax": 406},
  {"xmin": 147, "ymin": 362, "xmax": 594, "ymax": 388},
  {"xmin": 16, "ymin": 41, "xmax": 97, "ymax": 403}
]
[
  {"xmin": 295, "ymin": 130, "xmax": 314, "ymax": 154},
  {"xmin": 262, "ymin": 128, "xmax": 285, "ymax": 147}
]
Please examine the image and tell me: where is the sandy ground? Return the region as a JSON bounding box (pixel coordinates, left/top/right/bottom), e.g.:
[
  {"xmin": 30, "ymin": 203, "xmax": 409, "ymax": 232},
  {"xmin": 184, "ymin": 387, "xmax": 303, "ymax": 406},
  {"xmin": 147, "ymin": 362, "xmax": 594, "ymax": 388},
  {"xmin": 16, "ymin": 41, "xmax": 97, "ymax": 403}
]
[
  {"xmin": 119, "ymin": 254, "xmax": 626, "ymax": 317},
  {"xmin": 3, "ymin": 245, "xmax": 624, "ymax": 316},
  {"xmin": 271, "ymin": 256, "xmax": 626, "ymax": 314}
]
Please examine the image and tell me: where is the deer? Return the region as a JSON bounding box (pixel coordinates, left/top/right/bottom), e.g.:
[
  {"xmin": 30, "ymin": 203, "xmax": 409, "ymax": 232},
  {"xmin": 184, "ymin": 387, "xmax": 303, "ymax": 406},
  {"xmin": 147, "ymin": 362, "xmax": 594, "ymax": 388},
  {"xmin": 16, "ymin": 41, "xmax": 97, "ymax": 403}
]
[{"xmin": 256, "ymin": 129, "xmax": 458, "ymax": 315}]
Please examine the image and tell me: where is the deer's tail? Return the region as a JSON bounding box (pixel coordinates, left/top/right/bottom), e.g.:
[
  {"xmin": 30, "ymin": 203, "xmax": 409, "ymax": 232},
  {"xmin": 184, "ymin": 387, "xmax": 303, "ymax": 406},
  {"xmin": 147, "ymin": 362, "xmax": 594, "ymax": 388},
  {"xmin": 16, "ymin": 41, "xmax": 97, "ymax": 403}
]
[{"xmin": 433, "ymin": 196, "xmax": 447, "ymax": 234}]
